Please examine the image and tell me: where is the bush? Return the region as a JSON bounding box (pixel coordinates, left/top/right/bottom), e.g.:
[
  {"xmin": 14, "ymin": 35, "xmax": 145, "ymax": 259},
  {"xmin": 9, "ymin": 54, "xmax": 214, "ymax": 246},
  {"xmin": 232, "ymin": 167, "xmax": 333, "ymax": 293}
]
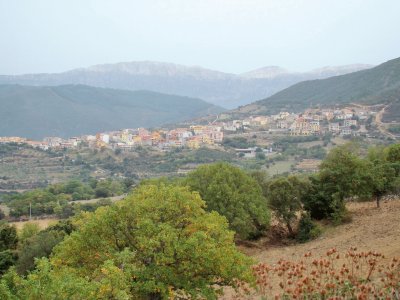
[
  {"xmin": 18, "ymin": 223, "xmax": 40, "ymax": 243},
  {"xmin": 296, "ymin": 213, "xmax": 322, "ymax": 243}
]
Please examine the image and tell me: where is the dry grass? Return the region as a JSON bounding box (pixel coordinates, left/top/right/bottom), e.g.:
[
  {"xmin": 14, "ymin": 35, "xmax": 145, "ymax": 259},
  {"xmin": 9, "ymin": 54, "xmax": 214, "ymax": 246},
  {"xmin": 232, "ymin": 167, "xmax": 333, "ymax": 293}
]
[
  {"xmin": 222, "ymin": 199, "xmax": 400, "ymax": 299},
  {"xmin": 10, "ymin": 218, "xmax": 59, "ymax": 231}
]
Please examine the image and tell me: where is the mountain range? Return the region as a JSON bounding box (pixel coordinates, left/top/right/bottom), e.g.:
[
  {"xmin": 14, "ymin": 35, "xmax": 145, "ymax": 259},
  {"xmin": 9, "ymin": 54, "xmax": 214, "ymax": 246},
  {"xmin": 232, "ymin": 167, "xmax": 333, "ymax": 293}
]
[
  {"xmin": 238, "ymin": 57, "xmax": 400, "ymax": 114},
  {"xmin": 0, "ymin": 84, "xmax": 223, "ymax": 139},
  {"xmin": 0, "ymin": 62, "xmax": 372, "ymax": 108}
]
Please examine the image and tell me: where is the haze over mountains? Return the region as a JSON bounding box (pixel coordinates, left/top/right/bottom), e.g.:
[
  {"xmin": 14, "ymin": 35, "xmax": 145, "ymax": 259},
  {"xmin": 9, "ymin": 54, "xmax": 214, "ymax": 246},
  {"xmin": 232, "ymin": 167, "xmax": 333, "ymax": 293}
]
[
  {"xmin": 240, "ymin": 57, "xmax": 400, "ymax": 114},
  {"xmin": 0, "ymin": 84, "xmax": 224, "ymax": 139},
  {"xmin": 0, "ymin": 61, "xmax": 372, "ymax": 108}
]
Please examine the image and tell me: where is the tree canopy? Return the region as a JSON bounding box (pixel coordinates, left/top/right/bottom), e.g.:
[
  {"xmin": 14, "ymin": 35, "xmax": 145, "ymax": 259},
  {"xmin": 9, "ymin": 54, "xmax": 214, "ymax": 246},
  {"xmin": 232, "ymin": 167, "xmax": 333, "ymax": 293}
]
[
  {"xmin": 267, "ymin": 176, "xmax": 309, "ymax": 236},
  {"xmin": 5, "ymin": 184, "xmax": 252, "ymax": 299},
  {"xmin": 185, "ymin": 162, "xmax": 270, "ymax": 239}
]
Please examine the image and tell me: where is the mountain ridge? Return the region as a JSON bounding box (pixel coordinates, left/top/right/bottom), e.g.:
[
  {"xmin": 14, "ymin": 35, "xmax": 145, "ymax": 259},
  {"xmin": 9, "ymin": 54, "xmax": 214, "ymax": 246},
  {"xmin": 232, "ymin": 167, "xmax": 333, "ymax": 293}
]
[
  {"xmin": 238, "ymin": 57, "xmax": 400, "ymax": 114},
  {"xmin": 0, "ymin": 61, "xmax": 373, "ymax": 108}
]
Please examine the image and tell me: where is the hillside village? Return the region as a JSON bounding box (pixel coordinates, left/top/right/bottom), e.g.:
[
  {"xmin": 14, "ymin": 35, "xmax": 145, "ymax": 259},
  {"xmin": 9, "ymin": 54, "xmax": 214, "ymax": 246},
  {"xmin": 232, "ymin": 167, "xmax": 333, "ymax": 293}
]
[{"xmin": 0, "ymin": 105, "xmax": 383, "ymax": 152}]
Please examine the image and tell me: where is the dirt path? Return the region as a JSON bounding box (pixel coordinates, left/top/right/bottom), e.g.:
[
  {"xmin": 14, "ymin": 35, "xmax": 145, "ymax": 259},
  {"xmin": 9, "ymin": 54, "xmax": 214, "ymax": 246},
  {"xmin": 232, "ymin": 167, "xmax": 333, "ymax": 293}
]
[{"xmin": 375, "ymin": 104, "xmax": 396, "ymax": 138}]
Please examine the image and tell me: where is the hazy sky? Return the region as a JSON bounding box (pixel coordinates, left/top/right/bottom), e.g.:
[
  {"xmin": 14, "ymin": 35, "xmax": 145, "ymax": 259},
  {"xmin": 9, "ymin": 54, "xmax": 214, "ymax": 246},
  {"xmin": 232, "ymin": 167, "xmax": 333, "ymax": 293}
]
[{"xmin": 1, "ymin": 0, "xmax": 399, "ymax": 75}]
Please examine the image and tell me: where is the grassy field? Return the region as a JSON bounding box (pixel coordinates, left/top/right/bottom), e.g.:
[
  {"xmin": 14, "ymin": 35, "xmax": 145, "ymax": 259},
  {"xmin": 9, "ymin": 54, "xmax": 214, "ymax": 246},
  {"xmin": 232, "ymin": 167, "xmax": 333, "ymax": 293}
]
[
  {"xmin": 10, "ymin": 218, "xmax": 59, "ymax": 231},
  {"xmin": 265, "ymin": 159, "xmax": 295, "ymax": 175}
]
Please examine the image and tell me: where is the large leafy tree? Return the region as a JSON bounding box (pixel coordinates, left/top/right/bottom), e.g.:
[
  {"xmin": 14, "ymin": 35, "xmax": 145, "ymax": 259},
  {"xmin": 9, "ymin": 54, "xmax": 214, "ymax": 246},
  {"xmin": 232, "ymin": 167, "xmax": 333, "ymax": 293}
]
[
  {"xmin": 185, "ymin": 162, "xmax": 270, "ymax": 239},
  {"xmin": 302, "ymin": 144, "xmax": 368, "ymax": 221},
  {"xmin": 318, "ymin": 144, "xmax": 367, "ymax": 202},
  {"xmin": 267, "ymin": 176, "xmax": 309, "ymax": 236},
  {"xmin": 21, "ymin": 184, "xmax": 252, "ymax": 299},
  {"xmin": 364, "ymin": 145, "xmax": 399, "ymax": 207}
]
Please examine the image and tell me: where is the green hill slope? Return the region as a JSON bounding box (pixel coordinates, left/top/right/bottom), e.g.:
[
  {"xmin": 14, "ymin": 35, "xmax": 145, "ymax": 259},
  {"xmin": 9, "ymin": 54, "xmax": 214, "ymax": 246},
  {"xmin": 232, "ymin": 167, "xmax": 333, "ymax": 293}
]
[
  {"xmin": 0, "ymin": 84, "xmax": 224, "ymax": 139},
  {"xmin": 254, "ymin": 57, "xmax": 400, "ymax": 113}
]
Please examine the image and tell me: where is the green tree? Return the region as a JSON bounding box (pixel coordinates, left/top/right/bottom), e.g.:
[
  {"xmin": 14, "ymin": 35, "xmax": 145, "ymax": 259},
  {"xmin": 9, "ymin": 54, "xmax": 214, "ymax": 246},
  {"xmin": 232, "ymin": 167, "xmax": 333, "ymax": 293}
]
[
  {"xmin": 364, "ymin": 146, "xmax": 398, "ymax": 207},
  {"xmin": 185, "ymin": 162, "xmax": 270, "ymax": 239},
  {"xmin": 16, "ymin": 230, "xmax": 66, "ymax": 275},
  {"xmin": 267, "ymin": 176, "xmax": 309, "ymax": 236},
  {"xmin": 0, "ymin": 223, "xmax": 18, "ymax": 275},
  {"xmin": 385, "ymin": 143, "xmax": 400, "ymax": 164},
  {"xmin": 0, "ymin": 224, "xmax": 18, "ymax": 252},
  {"xmin": 249, "ymin": 170, "xmax": 269, "ymax": 199},
  {"xmin": 48, "ymin": 184, "xmax": 252, "ymax": 299},
  {"xmin": 319, "ymin": 144, "xmax": 366, "ymax": 201},
  {"xmin": 305, "ymin": 144, "xmax": 367, "ymax": 221},
  {"xmin": 18, "ymin": 223, "xmax": 40, "ymax": 244},
  {"xmin": 0, "ymin": 260, "xmax": 98, "ymax": 300}
]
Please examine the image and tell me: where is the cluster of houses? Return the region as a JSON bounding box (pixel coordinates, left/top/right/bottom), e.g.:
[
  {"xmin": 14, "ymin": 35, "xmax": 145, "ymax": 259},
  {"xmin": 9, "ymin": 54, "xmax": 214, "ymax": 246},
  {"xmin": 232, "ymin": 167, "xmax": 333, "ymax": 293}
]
[
  {"xmin": 0, "ymin": 125, "xmax": 224, "ymax": 151},
  {"xmin": 218, "ymin": 106, "xmax": 373, "ymax": 136},
  {"xmin": 0, "ymin": 105, "xmax": 376, "ymax": 152},
  {"xmin": 91, "ymin": 125, "xmax": 224, "ymax": 150}
]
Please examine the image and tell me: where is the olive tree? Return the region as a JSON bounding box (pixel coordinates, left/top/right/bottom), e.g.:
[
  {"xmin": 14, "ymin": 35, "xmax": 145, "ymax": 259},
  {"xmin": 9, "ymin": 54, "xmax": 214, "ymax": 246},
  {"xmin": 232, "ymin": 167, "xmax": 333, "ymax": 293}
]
[{"xmin": 185, "ymin": 162, "xmax": 270, "ymax": 239}]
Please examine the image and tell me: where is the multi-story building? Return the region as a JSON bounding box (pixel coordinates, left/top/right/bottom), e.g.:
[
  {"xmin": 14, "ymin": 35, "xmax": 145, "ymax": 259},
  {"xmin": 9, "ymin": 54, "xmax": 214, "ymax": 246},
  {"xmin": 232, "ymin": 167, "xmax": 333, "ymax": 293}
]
[{"xmin": 329, "ymin": 123, "xmax": 340, "ymax": 133}]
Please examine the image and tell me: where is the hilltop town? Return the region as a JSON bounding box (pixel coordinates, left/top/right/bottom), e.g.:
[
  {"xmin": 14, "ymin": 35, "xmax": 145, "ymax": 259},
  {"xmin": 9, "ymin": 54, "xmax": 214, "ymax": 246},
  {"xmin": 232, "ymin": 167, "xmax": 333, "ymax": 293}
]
[{"xmin": 0, "ymin": 104, "xmax": 387, "ymax": 153}]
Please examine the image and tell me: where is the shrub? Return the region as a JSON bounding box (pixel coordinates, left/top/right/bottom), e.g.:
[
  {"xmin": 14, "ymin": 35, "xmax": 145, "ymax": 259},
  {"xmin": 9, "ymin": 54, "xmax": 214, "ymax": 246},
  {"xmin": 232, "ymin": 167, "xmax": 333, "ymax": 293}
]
[{"xmin": 296, "ymin": 213, "xmax": 321, "ymax": 243}]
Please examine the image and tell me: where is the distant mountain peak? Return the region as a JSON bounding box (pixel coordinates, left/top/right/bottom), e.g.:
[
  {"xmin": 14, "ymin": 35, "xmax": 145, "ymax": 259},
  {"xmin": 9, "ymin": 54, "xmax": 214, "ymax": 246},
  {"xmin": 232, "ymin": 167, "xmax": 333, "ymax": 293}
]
[
  {"xmin": 81, "ymin": 61, "xmax": 235, "ymax": 80},
  {"xmin": 309, "ymin": 64, "xmax": 374, "ymax": 76},
  {"xmin": 240, "ymin": 66, "xmax": 289, "ymax": 79}
]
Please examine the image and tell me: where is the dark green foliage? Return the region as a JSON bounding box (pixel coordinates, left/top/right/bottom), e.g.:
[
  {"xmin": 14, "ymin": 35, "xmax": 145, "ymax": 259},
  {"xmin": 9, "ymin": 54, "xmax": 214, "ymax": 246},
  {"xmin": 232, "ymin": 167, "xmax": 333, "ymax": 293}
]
[
  {"xmin": 267, "ymin": 176, "xmax": 309, "ymax": 236},
  {"xmin": 0, "ymin": 84, "xmax": 224, "ymax": 139},
  {"xmin": 301, "ymin": 176, "xmax": 337, "ymax": 220},
  {"xmin": 301, "ymin": 144, "xmax": 365, "ymax": 221},
  {"xmin": 296, "ymin": 213, "xmax": 321, "ymax": 243},
  {"xmin": 0, "ymin": 223, "xmax": 18, "ymax": 275},
  {"xmin": 5, "ymin": 178, "xmax": 126, "ymax": 217},
  {"xmin": 185, "ymin": 162, "xmax": 270, "ymax": 239},
  {"xmin": 16, "ymin": 231, "xmax": 65, "ymax": 275},
  {"xmin": 256, "ymin": 152, "xmax": 266, "ymax": 160},
  {"xmin": 74, "ymin": 198, "xmax": 113, "ymax": 213},
  {"xmin": 319, "ymin": 145, "xmax": 367, "ymax": 199},
  {"xmin": 386, "ymin": 143, "xmax": 400, "ymax": 164},
  {"xmin": 16, "ymin": 220, "xmax": 75, "ymax": 275},
  {"xmin": 277, "ymin": 136, "xmax": 320, "ymax": 144},
  {"xmin": 249, "ymin": 170, "xmax": 269, "ymax": 199},
  {"xmin": 45, "ymin": 219, "xmax": 76, "ymax": 235},
  {"xmin": 94, "ymin": 187, "xmax": 111, "ymax": 198},
  {"xmin": 223, "ymin": 137, "xmax": 256, "ymax": 149},
  {"xmin": 0, "ymin": 224, "xmax": 18, "ymax": 252},
  {"xmin": 0, "ymin": 250, "xmax": 17, "ymax": 275}
]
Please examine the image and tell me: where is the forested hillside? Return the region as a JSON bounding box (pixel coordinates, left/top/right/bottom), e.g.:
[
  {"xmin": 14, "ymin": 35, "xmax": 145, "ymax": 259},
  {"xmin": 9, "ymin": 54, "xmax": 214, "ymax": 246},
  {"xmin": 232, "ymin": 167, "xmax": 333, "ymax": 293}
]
[
  {"xmin": 0, "ymin": 84, "xmax": 224, "ymax": 139},
  {"xmin": 251, "ymin": 57, "xmax": 400, "ymax": 113}
]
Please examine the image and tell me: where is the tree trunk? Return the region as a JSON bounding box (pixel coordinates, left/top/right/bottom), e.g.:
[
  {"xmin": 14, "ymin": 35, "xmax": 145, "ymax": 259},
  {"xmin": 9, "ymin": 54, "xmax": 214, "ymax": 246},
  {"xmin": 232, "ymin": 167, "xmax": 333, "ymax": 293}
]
[
  {"xmin": 376, "ymin": 196, "xmax": 380, "ymax": 208},
  {"xmin": 287, "ymin": 222, "xmax": 294, "ymax": 237}
]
